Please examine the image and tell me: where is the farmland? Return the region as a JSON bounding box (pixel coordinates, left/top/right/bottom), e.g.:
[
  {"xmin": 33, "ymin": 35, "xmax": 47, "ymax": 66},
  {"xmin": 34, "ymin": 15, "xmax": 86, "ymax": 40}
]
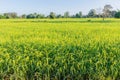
[{"xmin": 0, "ymin": 18, "xmax": 120, "ymax": 80}]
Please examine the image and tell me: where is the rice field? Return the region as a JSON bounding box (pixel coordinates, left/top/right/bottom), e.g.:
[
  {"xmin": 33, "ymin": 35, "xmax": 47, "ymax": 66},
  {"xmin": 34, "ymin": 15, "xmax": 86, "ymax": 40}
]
[{"xmin": 0, "ymin": 18, "xmax": 120, "ymax": 80}]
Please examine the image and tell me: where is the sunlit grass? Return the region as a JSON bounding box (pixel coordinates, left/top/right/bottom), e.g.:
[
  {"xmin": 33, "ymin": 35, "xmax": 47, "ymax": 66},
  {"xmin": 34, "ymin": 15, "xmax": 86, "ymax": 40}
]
[{"xmin": 0, "ymin": 18, "xmax": 120, "ymax": 80}]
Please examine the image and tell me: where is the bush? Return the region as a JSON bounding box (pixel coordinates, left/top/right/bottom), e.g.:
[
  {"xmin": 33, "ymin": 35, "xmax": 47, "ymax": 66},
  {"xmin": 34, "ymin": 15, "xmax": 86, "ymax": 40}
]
[{"xmin": 115, "ymin": 11, "xmax": 120, "ymax": 18}]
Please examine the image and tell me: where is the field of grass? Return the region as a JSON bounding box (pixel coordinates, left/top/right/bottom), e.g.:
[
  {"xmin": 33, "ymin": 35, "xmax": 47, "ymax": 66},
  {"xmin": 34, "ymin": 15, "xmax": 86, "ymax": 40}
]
[{"xmin": 0, "ymin": 18, "xmax": 120, "ymax": 80}]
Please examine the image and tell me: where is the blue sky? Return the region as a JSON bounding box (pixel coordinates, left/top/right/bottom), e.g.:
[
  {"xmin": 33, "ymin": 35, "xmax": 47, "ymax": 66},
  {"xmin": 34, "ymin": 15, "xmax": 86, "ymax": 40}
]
[{"xmin": 0, "ymin": 0, "xmax": 120, "ymax": 15}]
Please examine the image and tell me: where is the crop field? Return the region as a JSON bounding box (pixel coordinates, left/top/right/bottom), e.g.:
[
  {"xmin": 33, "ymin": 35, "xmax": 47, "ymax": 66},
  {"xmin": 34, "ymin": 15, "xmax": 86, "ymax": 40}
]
[{"xmin": 0, "ymin": 18, "xmax": 120, "ymax": 80}]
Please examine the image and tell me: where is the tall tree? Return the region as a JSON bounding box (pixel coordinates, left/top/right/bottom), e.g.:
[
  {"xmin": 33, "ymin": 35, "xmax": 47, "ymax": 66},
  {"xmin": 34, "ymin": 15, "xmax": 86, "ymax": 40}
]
[
  {"xmin": 114, "ymin": 11, "xmax": 120, "ymax": 18},
  {"xmin": 11, "ymin": 12, "xmax": 18, "ymax": 18},
  {"xmin": 26, "ymin": 14, "xmax": 35, "ymax": 19},
  {"xmin": 4, "ymin": 12, "xmax": 18, "ymax": 19},
  {"xmin": 88, "ymin": 9, "xmax": 96, "ymax": 17},
  {"xmin": 64, "ymin": 11, "xmax": 69, "ymax": 18},
  {"xmin": 103, "ymin": 4, "xmax": 113, "ymax": 20},
  {"xmin": 21, "ymin": 14, "xmax": 26, "ymax": 18},
  {"xmin": 76, "ymin": 11, "xmax": 82, "ymax": 18},
  {"xmin": 49, "ymin": 12, "xmax": 56, "ymax": 19},
  {"xmin": 111, "ymin": 11, "xmax": 117, "ymax": 18}
]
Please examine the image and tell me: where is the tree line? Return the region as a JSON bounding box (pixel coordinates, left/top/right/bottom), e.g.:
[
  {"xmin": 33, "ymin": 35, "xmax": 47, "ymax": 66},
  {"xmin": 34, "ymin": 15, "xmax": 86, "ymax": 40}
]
[{"xmin": 0, "ymin": 4, "xmax": 120, "ymax": 19}]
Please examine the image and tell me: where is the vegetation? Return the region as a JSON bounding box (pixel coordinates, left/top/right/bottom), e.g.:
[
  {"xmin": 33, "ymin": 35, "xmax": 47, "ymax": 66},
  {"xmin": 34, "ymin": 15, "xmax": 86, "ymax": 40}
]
[
  {"xmin": 49, "ymin": 12, "xmax": 56, "ymax": 19},
  {"xmin": 102, "ymin": 5, "xmax": 113, "ymax": 20},
  {"xmin": 0, "ymin": 18, "xmax": 120, "ymax": 80},
  {"xmin": 0, "ymin": 4, "xmax": 120, "ymax": 19},
  {"xmin": 115, "ymin": 11, "xmax": 120, "ymax": 18}
]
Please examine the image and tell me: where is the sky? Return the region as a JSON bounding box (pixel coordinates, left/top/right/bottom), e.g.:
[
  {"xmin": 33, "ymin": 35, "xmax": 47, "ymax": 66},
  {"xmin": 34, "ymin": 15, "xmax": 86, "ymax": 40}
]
[{"xmin": 0, "ymin": 0, "xmax": 120, "ymax": 15}]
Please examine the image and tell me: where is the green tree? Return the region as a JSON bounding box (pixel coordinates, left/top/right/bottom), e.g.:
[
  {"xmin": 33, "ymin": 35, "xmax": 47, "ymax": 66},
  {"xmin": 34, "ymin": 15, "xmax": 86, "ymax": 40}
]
[
  {"xmin": 56, "ymin": 14, "xmax": 62, "ymax": 18},
  {"xmin": 114, "ymin": 11, "xmax": 120, "ymax": 18},
  {"xmin": 3, "ymin": 12, "xmax": 17, "ymax": 18},
  {"xmin": 11, "ymin": 12, "xmax": 18, "ymax": 18},
  {"xmin": 49, "ymin": 12, "xmax": 56, "ymax": 19},
  {"xmin": 26, "ymin": 14, "xmax": 36, "ymax": 19},
  {"xmin": 0, "ymin": 15, "xmax": 6, "ymax": 19},
  {"xmin": 36, "ymin": 14, "xmax": 45, "ymax": 18},
  {"xmin": 103, "ymin": 4, "xmax": 113, "ymax": 20},
  {"xmin": 110, "ymin": 11, "xmax": 117, "ymax": 18},
  {"xmin": 76, "ymin": 11, "xmax": 82, "ymax": 18},
  {"xmin": 21, "ymin": 14, "xmax": 26, "ymax": 18},
  {"xmin": 64, "ymin": 11, "xmax": 69, "ymax": 18},
  {"xmin": 88, "ymin": 9, "xmax": 96, "ymax": 18},
  {"xmin": 33, "ymin": 13, "xmax": 37, "ymax": 18}
]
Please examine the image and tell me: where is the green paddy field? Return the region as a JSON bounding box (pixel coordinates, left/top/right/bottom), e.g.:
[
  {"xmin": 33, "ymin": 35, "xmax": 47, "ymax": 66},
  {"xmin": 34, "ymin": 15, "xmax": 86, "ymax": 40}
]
[{"xmin": 0, "ymin": 18, "xmax": 120, "ymax": 80}]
